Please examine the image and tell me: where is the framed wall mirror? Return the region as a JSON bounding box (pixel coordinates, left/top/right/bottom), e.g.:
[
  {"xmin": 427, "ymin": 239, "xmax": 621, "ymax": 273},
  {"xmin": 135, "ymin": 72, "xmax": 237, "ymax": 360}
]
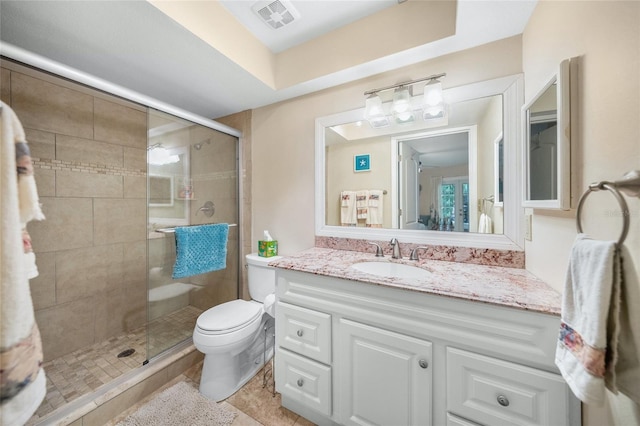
[
  {"xmin": 522, "ymin": 58, "xmax": 573, "ymax": 210},
  {"xmin": 149, "ymin": 175, "xmax": 174, "ymax": 206},
  {"xmin": 315, "ymin": 75, "xmax": 525, "ymax": 250}
]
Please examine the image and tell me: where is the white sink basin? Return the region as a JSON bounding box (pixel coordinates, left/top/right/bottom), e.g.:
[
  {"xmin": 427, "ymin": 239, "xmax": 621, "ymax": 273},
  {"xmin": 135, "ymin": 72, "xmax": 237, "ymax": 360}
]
[{"xmin": 349, "ymin": 262, "xmax": 430, "ymax": 279}]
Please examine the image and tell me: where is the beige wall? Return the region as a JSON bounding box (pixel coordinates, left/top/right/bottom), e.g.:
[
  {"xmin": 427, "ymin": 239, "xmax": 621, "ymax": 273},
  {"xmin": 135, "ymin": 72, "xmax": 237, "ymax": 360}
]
[
  {"xmin": 252, "ymin": 36, "xmax": 523, "ymax": 255},
  {"xmin": 2, "ymin": 60, "xmax": 148, "ymax": 361},
  {"xmin": 523, "ymin": 1, "xmax": 640, "ymax": 424}
]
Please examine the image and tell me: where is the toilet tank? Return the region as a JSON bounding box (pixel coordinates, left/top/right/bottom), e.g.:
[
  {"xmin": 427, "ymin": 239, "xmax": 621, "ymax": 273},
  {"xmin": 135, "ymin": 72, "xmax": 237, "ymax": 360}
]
[{"xmin": 246, "ymin": 253, "xmax": 282, "ymax": 302}]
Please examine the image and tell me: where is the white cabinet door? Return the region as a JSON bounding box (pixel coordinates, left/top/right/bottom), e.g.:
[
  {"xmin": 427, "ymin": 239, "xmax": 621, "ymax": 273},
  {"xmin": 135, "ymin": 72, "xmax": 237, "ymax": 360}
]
[{"xmin": 338, "ymin": 318, "xmax": 432, "ymax": 426}]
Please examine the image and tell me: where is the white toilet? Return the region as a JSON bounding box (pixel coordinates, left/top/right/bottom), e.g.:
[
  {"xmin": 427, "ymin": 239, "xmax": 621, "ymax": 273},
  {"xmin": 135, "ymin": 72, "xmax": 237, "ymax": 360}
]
[{"xmin": 193, "ymin": 253, "xmax": 281, "ymax": 401}]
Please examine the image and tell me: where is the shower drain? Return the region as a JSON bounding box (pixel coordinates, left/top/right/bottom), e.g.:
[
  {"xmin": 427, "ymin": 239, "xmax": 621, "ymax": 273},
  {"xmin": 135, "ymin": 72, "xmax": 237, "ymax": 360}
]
[{"xmin": 117, "ymin": 348, "xmax": 136, "ymax": 358}]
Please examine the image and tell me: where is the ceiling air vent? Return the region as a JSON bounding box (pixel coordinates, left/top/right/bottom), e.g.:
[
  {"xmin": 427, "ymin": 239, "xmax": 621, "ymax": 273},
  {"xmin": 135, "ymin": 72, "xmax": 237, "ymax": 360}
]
[{"xmin": 252, "ymin": 0, "xmax": 300, "ymax": 30}]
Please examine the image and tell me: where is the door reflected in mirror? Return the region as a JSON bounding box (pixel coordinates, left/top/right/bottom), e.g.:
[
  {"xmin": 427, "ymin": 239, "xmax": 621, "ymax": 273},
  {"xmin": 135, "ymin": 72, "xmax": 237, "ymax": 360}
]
[{"xmin": 325, "ymin": 95, "xmax": 503, "ymax": 235}]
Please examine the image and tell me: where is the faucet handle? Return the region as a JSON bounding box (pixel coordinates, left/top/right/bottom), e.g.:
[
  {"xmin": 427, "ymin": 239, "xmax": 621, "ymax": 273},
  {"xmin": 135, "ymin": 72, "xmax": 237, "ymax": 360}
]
[
  {"xmin": 409, "ymin": 246, "xmax": 430, "ymax": 261},
  {"xmin": 368, "ymin": 242, "xmax": 384, "ymax": 257}
]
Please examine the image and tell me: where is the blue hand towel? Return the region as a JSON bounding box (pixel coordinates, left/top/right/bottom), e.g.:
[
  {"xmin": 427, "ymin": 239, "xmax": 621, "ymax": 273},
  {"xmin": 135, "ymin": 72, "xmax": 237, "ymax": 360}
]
[{"xmin": 172, "ymin": 223, "xmax": 229, "ymax": 279}]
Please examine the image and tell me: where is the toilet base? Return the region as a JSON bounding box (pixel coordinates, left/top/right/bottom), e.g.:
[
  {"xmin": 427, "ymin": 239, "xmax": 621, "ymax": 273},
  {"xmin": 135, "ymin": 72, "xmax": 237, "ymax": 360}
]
[{"xmin": 199, "ymin": 316, "xmax": 274, "ymax": 401}]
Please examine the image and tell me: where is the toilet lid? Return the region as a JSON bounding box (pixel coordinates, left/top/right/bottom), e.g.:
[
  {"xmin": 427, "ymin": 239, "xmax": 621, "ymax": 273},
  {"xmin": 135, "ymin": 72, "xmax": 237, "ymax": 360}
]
[{"xmin": 196, "ymin": 300, "xmax": 262, "ymax": 333}]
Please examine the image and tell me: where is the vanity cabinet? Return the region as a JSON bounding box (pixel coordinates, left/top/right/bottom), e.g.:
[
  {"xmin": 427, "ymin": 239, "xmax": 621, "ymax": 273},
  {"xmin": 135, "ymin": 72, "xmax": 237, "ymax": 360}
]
[{"xmin": 274, "ymin": 269, "xmax": 579, "ymax": 426}]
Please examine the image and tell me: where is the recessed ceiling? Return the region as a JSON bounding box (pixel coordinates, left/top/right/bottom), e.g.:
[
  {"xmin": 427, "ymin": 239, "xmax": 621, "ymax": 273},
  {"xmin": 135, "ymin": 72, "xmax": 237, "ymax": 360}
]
[
  {"xmin": 219, "ymin": 0, "xmax": 399, "ymax": 53},
  {"xmin": 0, "ymin": 1, "xmax": 537, "ymax": 121}
]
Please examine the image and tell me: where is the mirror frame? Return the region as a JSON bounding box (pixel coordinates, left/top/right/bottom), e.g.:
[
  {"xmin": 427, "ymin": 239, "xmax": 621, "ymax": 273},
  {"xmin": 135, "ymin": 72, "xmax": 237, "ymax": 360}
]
[
  {"xmin": 494, "ymin": 132, "xmax": 504, "ymax": 207},
  {"xmin": 315, "ymin": 74, "xmax": 525, "ymax": 250},
  {"xmin": 522, "ymin": 59, "xmax": 572, "ymax": 210}
]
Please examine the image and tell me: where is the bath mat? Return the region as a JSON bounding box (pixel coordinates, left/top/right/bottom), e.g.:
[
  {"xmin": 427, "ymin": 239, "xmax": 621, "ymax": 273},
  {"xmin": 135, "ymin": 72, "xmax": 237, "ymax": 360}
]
[{"xmin": 116, "ymin": 381, "xmax": 237, "ymax": 426}]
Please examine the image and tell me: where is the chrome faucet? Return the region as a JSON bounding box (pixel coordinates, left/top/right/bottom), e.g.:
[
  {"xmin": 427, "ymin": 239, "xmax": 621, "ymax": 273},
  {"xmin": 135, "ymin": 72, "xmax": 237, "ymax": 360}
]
[
  {"xmin": 389, "ymin": 238, "xmax": 402, "ymax": 259},
  {"xmin": 368, "ymin": 242, "xmax": 384, "ymax": 257},
  {"xmin": 409, "ymin": 246, "xmax": 430, "ymax": 261}
]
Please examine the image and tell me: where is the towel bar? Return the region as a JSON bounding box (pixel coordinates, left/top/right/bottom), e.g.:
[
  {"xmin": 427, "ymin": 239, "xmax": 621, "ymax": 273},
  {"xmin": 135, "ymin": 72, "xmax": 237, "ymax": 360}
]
[
  {"xmin": 576, "ymin": 170, "xmax": 640, "ymax": 246},
  {"xmin": 155, "ymin": 223, "xmax": 237, "ymax": 234}
]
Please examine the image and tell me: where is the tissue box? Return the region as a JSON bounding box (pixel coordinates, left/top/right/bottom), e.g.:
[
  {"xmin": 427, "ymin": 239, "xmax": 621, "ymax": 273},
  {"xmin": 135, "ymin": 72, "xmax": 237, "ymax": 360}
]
[{"xmin": 258, "ymin": 240, "xmax": 278, "ymax": 257}]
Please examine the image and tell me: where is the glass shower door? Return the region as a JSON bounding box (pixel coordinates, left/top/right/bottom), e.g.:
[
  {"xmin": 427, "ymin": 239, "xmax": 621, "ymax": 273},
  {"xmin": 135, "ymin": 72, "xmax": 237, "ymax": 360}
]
[{"xmin": 146, "ymin": 108, "xmax": 239, "ymax": 361}]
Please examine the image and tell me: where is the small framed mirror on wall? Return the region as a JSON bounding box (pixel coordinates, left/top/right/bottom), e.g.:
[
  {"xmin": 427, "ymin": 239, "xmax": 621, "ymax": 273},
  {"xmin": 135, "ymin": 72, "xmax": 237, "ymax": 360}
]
[{"xmin": 522, "ymin": 58, "xmax": 575, "ymax": 210}]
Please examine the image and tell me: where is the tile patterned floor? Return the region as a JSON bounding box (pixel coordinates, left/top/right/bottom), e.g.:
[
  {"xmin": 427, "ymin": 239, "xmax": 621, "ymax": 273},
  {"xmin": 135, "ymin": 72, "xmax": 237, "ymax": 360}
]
[
  {"xmin": 109, "ymin": 361, "xmax": 315, "ymax": 426},
  {"xmin": 30, "ymin": 306, "xmax": 202, "ymax": 421}
]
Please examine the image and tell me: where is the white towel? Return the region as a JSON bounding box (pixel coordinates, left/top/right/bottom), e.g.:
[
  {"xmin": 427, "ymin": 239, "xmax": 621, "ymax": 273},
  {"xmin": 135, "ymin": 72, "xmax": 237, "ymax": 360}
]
[
  {"xmin": 356, "ymin": 190, "xmax": 369, "ymax": 220},
  {"xmin": 610, "ymin": 244, "xmax": 640, "ymax": 404},
  {"xmin": 478, "ymin": 213, "xmax": 493, "ymax": 234},
  {"xmin": 555, "ymin": 234, "xmax": 640, "ymax": 405},
  {"xmin": 1, "ymin": 102, "xmax": 46, "ymax": 425},
  {"xmin": 366, "ymin": 190, "xmax": 384, "ymax": 227},
  {"xmin": 340, "ymin": 191, "xmax": 357, "ymax": 226}
]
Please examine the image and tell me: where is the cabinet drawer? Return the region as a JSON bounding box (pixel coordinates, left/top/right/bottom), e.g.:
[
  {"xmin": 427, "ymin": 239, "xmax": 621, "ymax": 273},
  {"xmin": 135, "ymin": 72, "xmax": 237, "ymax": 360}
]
[
  {"xmin": 276, "ymin": 301, "xmax": 331, "ymax": 364},
  {"xmin": 446, "ymin": 413, "xmax": 481, "ymax": 426},
  {"xmin": 276, "ymin": 348, "xmax": 332, "ymax": 416},
  {"xmin": 447, "ymin": 347, "xmax": 570, "ymax": 426}
]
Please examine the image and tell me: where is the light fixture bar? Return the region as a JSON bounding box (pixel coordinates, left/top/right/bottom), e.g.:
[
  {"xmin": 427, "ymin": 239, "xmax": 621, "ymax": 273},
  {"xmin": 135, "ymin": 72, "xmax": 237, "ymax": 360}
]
[{"xmin": 363, "ymin": 72, "xmax": 446, "ymax": 96}]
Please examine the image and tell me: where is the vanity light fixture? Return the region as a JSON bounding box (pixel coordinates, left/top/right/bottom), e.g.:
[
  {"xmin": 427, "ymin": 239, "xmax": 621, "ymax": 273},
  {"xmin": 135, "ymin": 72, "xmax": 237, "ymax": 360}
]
[{"xmin": 363, "ymin": 73, "xmax": 446, "ymax": 128}]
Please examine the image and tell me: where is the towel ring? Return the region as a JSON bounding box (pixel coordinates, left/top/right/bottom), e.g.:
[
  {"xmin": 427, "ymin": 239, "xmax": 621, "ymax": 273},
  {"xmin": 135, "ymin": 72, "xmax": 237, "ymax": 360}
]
[{"xmin": 576, "ymin": 182, "xmax": 630, "ymax": 247}]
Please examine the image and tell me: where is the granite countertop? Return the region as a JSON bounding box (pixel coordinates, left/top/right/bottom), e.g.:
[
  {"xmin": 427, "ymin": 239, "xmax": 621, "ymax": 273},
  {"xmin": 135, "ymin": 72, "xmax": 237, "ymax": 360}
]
[{"xmin": 269, "ymin": 247, "xmax": 561, "ymax": 315}]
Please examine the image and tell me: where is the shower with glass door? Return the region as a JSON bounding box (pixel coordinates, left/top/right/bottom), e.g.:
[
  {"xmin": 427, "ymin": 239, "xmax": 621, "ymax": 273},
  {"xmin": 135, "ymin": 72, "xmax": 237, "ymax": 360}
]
[{"xmin": 2, "ymin": 53, "xmax": 241, "ymax": 423}]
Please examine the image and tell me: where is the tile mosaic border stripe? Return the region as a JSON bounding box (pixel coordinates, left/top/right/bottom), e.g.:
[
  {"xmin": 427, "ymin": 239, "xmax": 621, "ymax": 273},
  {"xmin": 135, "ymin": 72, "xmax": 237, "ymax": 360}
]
[{"xmin": 32, "ymin": 157, "xmax": 146, "ymax": 178}]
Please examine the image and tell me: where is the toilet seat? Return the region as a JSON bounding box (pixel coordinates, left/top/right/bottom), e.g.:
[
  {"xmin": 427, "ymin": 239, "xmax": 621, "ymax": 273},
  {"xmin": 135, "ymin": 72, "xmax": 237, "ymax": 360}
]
[{"xmin": 196, "ymin": 300, "xmax": 262, "ymax": 335}]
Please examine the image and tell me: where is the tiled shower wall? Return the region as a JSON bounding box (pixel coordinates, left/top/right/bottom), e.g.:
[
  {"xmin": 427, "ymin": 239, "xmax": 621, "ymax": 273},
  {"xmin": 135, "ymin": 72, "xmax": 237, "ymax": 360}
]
[{"xmin": 1, "ymin": 60, "xmax": 148, "ymax": 362}]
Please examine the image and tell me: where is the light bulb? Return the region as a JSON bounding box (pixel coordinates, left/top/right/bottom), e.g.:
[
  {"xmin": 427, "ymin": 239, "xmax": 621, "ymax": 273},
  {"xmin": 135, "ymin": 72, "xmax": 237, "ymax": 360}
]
[
  {"xmin": 364, "ymin": 93, "xmax": 390, "ymax": 128},
  {"xmin": 392, "ymin": 86, "xmax": 414, "ymax": 124}
]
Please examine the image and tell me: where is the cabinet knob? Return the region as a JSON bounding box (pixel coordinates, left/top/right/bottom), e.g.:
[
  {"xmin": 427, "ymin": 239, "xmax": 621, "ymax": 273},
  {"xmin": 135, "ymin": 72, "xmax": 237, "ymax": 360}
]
[
  {"xmin": 297, "ymin": 378, "xmax": 304, "ymax": 387},
  {"xmin": 418, "ymin": 359, "xmax": 429, "ymax": 369},
  {"xmin": 497, "ymin": 395, "xmax": 510, "ymax": 407},
  {"xmin": 296, "ymin": 329, "xmax": 304, "ymax": 337}
]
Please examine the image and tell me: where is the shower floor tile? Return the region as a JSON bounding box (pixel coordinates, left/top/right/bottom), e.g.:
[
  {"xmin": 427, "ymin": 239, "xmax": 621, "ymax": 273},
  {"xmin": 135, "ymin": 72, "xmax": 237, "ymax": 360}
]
[{"xmin": 30, "ymin": 305, "xmax": 202, "ymax": 420}]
